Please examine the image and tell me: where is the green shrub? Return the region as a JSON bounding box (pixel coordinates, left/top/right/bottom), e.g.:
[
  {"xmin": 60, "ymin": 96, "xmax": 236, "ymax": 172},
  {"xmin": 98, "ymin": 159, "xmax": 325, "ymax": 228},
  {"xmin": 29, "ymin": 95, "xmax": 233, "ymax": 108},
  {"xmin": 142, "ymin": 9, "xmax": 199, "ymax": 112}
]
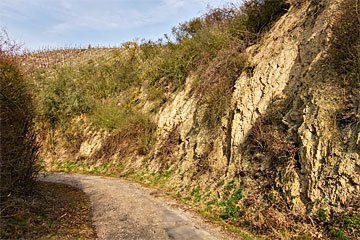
[
  {"xmin": 89, "ymin": 102, "xmax": 156, "ymax": 155},
  {"xmin": 88, "ymin": 101, "xmax": 125, "ymax": 131},
  {"xmin": 36, "ymin": 67, "xmax": 92, "ymax": 128},
  {"xmin": 318, "ymin": 209, "xmax": 328, "ymax": 222},
  {"xmin": 330, "ymin": 227, "xmax": 345, "ymax": 240},
  {"xmin": 242, "ymin": 0, "xmax": 290, "ymax": 34},
  {"xmin": 140, "ymin": 41, "xmax": 195, "ymax": 96},
  {"xmin": 161, "ymin": 0, "xmax": 288, "ymax": 130},
  {"xmin": 32, "ymin": 0, "xmax": 291, "ymax": 155},
  {"xmin": 220, "ymin": 182, "xmax": 243, "ymax": 220},
  {"xmin": 0, "ymin": 33, "xmax": 41, "ymax": 200}
]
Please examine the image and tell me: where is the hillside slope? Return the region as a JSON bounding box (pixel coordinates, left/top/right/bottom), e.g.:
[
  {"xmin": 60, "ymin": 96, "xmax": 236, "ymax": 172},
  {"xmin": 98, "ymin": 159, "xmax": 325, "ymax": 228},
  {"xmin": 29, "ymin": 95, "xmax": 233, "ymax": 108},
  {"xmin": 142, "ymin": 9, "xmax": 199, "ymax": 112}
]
[{"xmin": 28, "ymin": 0, "xmax": 359, "ymax": 238}]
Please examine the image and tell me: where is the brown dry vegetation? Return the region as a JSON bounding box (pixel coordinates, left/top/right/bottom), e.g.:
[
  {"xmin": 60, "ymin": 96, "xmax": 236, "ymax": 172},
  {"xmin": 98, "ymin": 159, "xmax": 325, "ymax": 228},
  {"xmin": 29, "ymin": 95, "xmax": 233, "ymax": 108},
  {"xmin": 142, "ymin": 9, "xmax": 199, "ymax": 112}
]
[
  {"xmin": 0, "ymin": 31, "xmax": 41, "ymax": 202},
  {"xmin": 0, "ymin": 181, "xmax": 97, "ymax": 239}
]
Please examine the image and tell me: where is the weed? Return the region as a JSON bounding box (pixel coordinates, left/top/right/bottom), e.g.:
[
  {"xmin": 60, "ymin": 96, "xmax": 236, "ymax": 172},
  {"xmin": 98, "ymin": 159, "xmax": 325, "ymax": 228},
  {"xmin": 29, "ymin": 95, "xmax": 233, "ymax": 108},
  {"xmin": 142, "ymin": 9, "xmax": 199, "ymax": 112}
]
[
  {"xmin": 138, "ymin": 170, "xmax": 172, "ymax": 185},
  {"xmin": 318, "ymin": 209, "xmax": 328, "ymax": 222},
  {"xmin": 331, "ymin": 0, "xmax": 360, "ymax": 149},
  {"xmin": 57, "ymin": 161, "xmax": 79, "ymax": 172},
  {"xmin": 218, "ymin": 200, "xmax": 226, "ymax": 207},
  {"xmin": 329, "ymin": 0, "xmax": 360, "ymax": 89},
  {"xmin": 244, "ymin": 96, "xmax": 297, "ymax": 167},
  {"xmin": 156, "ymin": 126, "xmax": 180, "ymax": 163},
  {"xmin": 330, "ymin": 227, "xmax": 345, "ymax": 240},
  {"xmin": 219, "ymin": 180, "xmax": 243, "ymax": 220},
  {"xmin": 191, "ymin": 188, "xmax": 202, "ymax": 203}
]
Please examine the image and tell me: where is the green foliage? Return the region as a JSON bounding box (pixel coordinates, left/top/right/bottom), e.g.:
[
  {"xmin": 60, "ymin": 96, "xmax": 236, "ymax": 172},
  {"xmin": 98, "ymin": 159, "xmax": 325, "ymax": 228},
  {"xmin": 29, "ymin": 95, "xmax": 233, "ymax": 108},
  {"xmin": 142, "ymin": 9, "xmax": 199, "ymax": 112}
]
[
  {"xmin": 36, "ymin": 67, "xmax": 92, "ymax": 128},
  {"xmin": 88, "ymin": 102, "xmax": 125, "ymax": 131},
  {"xmin": 162, "ymin": 0, "xmax": 288, "ymax": 131},
  {"xmin": 326, "ymin": 212, "xmax": 360, "ymax": 240},
  {"xmin": 191, "ymin": 187, "xmax": 202, "ymax": 203},
  {"xmin": 344, "ymin": 214, "xmax": 360, "ymax": 230},
  {"xmin": 89, "ymin": 102, "xmax": 157, "ymax": 155},
  {"xmin": 220, "ymin": 180, "xmax": 243, "ymax": 220},
  {"xmin": 57, "ymin": 160, "xmax": 111, "ymax": 174},
  {"xmin": 0, "ymin": 33, "xmax": 41, "ymax": 199},
  {"xmin": 318, "ymin": 209, "xmax": 328, "ymax": 222},
  {"xmin": 133, "ymin": 169, "xmax": 172, "ymax": 185},
  {"xmin": 140, "ymin": 0, "xmax": 289, "ymax": 109},
  {"xmin": 330, "ymin": 227, "xmax": 345, "ymax": 240}
]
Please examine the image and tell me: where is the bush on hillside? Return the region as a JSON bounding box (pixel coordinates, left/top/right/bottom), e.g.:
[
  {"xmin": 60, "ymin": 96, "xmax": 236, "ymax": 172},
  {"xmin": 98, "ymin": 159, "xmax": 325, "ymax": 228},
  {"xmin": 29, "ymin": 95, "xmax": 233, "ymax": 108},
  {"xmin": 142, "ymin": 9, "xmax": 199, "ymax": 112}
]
[
  {"xmin": 36, "ymin": 66, "xmax": 92, "ymax": 128},
  {"xmin": 89, "ymin": 102, "xmax": 157, "ymax": 155},
  {"xmin": 0, "ymin": 32, "xmax": 41, "ymax": 201}
]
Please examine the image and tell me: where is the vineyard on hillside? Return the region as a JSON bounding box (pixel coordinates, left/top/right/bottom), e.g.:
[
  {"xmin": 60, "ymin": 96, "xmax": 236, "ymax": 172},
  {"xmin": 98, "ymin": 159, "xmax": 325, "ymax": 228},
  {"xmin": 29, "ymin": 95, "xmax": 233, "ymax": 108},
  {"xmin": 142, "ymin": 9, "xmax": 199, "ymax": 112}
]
[{"xmin": 19, "ymin": 46, "xmax": 124, "ymax": 73}]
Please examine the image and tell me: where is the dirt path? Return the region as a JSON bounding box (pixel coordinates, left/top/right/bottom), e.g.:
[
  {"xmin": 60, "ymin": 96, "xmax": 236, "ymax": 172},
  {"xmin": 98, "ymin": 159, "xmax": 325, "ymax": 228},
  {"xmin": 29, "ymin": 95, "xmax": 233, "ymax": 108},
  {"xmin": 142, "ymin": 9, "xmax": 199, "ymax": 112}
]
[{"xmin": 39, "ymin": 172, "xmax": 239, "ymax": 240}]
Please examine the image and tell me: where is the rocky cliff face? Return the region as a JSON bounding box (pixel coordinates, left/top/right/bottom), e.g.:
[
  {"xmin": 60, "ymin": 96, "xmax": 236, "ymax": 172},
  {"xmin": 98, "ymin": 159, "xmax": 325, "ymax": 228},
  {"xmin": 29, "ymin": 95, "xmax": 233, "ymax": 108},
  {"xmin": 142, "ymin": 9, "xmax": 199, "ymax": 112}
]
[{"xmin": 42, "ymin": 0, "xmax": 359, "ymax": 237}]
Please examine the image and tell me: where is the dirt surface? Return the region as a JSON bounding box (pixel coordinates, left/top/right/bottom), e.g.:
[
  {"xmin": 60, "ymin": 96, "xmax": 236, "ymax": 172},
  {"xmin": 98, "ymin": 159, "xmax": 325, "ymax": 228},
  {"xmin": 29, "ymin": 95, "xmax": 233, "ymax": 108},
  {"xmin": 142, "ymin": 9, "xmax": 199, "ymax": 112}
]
[{"xmin": 39, "ymin": 172, "xmax": 239, "ymax": 240}]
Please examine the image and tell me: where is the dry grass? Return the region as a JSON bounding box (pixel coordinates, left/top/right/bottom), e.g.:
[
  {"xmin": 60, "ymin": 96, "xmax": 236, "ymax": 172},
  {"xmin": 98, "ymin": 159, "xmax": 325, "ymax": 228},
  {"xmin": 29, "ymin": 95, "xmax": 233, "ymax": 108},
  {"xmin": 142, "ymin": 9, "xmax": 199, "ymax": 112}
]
[
  {"xmin": 0, "ymin": 181, "xmax": 97, "ymax": 239},
  {"xmin": 155, "ymin": 125, "xmax": 181, "ymax": 165}
]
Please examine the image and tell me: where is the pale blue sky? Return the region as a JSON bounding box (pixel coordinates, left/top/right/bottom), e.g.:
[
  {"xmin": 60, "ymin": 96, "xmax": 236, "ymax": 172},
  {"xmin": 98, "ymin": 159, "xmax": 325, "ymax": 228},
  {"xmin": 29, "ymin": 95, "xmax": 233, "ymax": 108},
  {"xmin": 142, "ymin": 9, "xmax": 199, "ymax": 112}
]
[{"xmin": 0, "ymin": 0, "xmax": 238, "ymax": 51}]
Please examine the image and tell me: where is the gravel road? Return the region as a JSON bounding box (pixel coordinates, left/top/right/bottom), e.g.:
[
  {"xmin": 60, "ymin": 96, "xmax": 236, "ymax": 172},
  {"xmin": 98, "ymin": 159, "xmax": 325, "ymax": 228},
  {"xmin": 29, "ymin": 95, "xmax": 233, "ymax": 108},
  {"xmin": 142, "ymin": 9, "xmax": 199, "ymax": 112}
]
[{"xmin": 39, "ymin": 172, "xmax": 239, "ymax": 240}]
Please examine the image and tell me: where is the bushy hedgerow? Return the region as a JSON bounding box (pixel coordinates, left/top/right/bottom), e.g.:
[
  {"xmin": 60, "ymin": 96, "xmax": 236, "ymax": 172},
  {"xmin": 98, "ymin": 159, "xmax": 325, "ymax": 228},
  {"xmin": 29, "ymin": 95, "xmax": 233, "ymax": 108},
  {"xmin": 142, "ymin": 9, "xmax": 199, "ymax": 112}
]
[{"xmin": 0, "ymin": 32, "xmax": 41, "ymax": 200}]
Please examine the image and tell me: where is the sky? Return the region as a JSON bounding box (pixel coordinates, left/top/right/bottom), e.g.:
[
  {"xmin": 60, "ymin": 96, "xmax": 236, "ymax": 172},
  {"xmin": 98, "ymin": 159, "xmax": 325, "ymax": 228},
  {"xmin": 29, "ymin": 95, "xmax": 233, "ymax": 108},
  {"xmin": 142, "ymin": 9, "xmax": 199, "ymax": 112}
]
[{"xmin": 0, "ymin": 0, "xmax": 238, "ymax": 51}]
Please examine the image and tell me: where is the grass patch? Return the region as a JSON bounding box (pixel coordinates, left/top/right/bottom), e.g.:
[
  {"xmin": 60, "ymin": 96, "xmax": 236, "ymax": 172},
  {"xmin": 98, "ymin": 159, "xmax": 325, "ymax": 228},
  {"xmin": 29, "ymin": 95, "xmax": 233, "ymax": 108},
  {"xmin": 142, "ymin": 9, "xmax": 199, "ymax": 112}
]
[{"xmin": 89, "ymin": 105, "xmax": 157, "ymax": 155}]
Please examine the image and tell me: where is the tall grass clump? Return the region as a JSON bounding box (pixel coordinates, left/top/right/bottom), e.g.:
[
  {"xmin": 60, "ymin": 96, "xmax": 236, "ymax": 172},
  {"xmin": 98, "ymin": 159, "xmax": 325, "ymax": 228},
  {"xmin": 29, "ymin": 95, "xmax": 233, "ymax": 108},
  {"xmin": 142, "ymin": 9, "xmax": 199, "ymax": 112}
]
[
  {"xmin": 0, "ymin": 32, "xmax": 41, "ymax": 201},
  {"xmin": 89, "ymin": 102, "xmax": 157, "ymax": 155}
]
